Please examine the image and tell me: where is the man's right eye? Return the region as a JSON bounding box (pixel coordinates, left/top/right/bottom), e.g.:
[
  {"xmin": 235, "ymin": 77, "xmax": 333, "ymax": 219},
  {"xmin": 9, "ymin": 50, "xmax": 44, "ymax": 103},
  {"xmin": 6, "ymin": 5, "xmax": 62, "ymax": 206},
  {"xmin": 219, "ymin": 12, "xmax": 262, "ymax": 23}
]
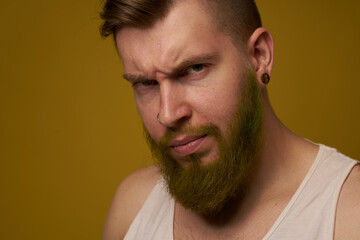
[{"xmin": 133, "ymin": 80, "xmax": 158, "ymax": 87}]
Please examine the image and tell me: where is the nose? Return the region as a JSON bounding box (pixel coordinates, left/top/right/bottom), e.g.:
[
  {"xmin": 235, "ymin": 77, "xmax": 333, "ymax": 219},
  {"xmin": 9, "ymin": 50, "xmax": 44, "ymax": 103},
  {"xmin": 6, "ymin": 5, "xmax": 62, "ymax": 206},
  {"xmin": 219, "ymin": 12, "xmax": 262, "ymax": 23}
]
[{"xmin": 157, "ymin": 82, "xmax": 192, "ymax": 129}]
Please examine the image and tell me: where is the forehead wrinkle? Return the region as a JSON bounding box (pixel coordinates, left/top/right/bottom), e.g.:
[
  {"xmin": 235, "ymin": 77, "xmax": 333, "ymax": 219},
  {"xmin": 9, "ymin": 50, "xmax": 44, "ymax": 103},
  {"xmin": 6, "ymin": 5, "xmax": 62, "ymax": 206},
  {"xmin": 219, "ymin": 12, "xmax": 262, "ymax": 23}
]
[
  {"xmin": 153, "ymin": 36, "xmax": 183, "ymax": 72},
  {"xmin": 122, "ymin": 38, "xmax": 183, "ymax": 80}
]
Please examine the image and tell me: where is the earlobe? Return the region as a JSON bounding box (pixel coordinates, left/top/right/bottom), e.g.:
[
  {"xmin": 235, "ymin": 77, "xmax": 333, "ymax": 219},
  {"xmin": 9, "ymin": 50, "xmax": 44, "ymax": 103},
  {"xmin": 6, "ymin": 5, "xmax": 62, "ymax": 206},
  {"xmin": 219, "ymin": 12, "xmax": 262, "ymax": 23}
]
[{"xmin": 247, "ymin": 28, "xmax": 274, "ymax": 86}]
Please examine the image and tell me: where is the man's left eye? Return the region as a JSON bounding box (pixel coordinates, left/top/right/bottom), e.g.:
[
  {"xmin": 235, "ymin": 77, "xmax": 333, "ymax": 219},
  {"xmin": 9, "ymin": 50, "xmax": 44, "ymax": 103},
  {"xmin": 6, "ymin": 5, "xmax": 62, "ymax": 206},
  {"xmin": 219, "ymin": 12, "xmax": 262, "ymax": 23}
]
[
  {"xmin": 179, "ymin": 64, "xmax": 208, "ymax": 78},
  {"xmin": 187, "ymin": 64, "xmax": 204, "ymax": 73}
]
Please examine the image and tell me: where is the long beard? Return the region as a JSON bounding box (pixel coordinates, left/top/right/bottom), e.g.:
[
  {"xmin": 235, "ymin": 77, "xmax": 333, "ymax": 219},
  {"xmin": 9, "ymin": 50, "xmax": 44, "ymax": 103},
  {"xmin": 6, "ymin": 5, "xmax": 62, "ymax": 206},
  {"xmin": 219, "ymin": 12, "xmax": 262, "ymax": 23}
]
[{"xmin": 144, "ymin": 69, "xmax": 264, "ymax": 216}]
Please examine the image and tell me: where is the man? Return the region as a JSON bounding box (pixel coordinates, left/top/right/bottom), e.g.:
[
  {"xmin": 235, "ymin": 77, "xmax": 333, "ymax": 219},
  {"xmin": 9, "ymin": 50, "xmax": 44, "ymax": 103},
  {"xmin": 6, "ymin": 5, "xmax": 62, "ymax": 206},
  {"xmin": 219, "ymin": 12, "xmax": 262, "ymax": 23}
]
[{"xmin": 100, "ymin": 0, "xmax": 360, "ymax": 239}]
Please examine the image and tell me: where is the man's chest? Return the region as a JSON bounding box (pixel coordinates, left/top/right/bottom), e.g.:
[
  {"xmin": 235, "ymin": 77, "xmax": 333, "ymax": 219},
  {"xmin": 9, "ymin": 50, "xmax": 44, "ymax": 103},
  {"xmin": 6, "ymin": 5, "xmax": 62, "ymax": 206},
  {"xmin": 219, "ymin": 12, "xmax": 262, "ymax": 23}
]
[{"xmin": 172, "ymin": 201, "xmax": 286, "ymax": 240}]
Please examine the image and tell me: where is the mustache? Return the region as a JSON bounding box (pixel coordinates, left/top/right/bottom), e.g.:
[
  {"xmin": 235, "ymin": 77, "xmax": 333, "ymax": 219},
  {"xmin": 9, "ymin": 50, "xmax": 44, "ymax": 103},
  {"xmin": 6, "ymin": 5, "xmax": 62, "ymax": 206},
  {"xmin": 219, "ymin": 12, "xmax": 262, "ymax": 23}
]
[{"xmin": 157, "ymin": 124, "xmax": 221, "ymax": 147}]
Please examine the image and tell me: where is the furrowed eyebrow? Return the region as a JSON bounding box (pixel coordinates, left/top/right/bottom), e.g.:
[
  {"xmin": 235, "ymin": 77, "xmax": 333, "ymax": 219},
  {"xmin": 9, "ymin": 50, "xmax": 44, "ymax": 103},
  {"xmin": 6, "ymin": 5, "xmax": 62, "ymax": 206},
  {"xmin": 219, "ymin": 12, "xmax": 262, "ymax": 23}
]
[
  {"xmin": 122, "ymin": 53, "xmax": 219, "ymax": 82},
  {"xmin": 173, "ymin": 53, "xmax": 219, "ymax": 75},
  {"xmin": 122, "ymin": 73, "xmax": 149, "ymax": 84}
]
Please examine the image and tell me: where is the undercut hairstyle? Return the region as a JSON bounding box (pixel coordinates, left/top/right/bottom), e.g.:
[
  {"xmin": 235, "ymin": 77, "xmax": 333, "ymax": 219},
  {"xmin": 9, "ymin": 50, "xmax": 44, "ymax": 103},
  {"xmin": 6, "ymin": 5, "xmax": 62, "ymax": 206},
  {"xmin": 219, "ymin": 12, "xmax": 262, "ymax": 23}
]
[{"xmin": 100, "ymin": 0, "xmax": 262, "ymax": 46}]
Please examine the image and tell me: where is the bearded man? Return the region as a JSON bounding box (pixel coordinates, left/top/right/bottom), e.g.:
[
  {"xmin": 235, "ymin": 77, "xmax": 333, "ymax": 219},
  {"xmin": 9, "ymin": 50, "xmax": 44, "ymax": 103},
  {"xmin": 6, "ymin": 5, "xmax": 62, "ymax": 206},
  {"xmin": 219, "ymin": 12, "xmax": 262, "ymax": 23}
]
[{"xmin": 100, "ymin": 0, "xmax": 360, "ymax": 239}]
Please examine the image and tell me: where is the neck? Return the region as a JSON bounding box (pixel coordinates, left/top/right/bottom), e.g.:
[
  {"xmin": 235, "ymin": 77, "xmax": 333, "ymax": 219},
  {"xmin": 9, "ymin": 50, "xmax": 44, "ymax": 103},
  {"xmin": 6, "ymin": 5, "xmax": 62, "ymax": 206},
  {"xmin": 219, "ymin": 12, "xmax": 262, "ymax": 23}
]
[{"xmin": 246, "ymin": 99, "xmax": 319, "ymax": 203}]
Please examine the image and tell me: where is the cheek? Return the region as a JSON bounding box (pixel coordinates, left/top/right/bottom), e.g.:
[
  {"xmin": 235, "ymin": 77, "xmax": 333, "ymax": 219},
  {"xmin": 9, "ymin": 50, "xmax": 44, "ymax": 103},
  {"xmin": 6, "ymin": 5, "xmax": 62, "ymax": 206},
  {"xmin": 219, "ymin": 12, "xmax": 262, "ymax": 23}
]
[
  {"xmin": 192, "ymin": 84, "xmax": 241, "ymax": 126},
  {"xmin": 192, "ymin": 64, "xmax": 245, "ymax": 125}
]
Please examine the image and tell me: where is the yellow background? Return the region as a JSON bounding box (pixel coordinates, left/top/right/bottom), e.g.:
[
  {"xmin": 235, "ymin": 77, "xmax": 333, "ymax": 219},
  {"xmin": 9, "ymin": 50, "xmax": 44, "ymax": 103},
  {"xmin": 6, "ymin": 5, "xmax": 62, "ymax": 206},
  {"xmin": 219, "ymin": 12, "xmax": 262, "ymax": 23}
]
[{"xmin": 1, "ymin": 0, "xmax": 359, "ymax": 239}]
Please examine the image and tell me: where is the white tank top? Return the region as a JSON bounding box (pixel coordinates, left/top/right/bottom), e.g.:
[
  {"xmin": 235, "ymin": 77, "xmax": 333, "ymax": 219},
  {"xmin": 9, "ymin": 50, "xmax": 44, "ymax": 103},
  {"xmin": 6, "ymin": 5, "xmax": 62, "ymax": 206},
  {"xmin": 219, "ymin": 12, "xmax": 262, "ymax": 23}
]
[{"xmin": 124, "ymin": 145, "xmax": 358, "ymax": 240}]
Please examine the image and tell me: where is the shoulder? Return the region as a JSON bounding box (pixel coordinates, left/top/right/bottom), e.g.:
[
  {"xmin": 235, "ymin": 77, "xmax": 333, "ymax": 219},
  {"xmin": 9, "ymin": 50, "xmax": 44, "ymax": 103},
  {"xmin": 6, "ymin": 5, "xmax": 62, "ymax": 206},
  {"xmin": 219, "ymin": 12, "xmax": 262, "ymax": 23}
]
[
  {"xmin": 335, "ymin": 163, "xmax": 360, "ymax": 240},
  {"xmin": 102, "ymin": 165, "xmax": 161, "ymax": 240}
]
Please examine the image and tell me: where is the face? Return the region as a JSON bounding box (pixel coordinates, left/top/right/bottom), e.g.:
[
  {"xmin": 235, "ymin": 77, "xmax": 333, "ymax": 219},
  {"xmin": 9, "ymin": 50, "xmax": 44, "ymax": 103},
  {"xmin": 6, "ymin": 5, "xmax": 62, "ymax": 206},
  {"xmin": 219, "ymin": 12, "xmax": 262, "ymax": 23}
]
[
  {"xmin": 144, "ymin": 69, "xmax": 264, "ymax": 216},
  {"xmin": 116, "ymin": 0, "xmax": 266, "ymax": 215},
  {"xmin": 116, "ymin": 0, "xmax": 253, "ymax": 166}
]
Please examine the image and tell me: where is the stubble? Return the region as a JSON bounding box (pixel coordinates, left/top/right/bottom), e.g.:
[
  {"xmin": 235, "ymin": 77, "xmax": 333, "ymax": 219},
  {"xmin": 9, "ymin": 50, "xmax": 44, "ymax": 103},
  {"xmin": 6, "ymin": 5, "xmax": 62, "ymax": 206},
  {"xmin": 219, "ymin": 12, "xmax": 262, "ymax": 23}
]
[{"xmin": 144, "ymin": 69, "xmax": 264, "ymax": 216}]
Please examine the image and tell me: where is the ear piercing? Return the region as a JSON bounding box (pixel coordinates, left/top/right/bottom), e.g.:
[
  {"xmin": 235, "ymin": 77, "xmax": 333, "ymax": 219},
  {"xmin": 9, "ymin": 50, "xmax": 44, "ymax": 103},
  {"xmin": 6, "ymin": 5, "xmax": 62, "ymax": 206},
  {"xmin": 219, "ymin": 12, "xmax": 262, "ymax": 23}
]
[
  {"xmin": 261, "ymin": 73, "xmax": 270, "ymax": 85},
  {"xmin": 157, "ymin": 113, "xmax": 163, "ymax": 125}
]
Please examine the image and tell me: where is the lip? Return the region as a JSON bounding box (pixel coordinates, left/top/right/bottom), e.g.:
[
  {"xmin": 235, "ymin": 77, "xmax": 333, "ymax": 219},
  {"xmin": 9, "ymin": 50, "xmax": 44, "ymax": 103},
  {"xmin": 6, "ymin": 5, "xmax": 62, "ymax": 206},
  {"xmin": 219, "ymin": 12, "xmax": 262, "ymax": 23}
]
[{"xmin": 170, "ymin": 134, "xmax": 207, "ymax": 157}]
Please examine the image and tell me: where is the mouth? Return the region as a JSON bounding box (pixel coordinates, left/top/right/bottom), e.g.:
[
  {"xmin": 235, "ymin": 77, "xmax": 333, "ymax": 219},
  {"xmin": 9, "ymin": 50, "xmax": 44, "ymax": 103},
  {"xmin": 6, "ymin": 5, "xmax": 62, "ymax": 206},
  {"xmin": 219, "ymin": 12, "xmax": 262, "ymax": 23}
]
[{"xmin": 169, "ymin": 134, "xmax": 207, "ymax": 157}]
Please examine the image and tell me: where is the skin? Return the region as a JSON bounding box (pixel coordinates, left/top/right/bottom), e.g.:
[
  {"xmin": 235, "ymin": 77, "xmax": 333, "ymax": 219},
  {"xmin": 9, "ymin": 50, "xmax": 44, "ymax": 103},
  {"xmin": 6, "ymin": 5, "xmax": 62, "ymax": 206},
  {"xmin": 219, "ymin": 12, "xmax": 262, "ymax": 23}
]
[
  {"xmin": 144, "ymin": 70, "xmax": 264, "ymax": 217},
  {"xmin": 103, "ymin": 0, "xmax": 360, "ymax": 239}
]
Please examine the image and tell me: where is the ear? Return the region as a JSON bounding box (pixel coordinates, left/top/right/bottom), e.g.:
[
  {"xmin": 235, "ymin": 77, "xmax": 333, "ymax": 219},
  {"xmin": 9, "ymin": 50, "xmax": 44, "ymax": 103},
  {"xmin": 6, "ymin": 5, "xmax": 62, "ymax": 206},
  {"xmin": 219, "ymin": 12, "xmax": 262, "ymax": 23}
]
[{"xmin": 247, "ymin": 28, "xmax": 274, "ymax": 87}]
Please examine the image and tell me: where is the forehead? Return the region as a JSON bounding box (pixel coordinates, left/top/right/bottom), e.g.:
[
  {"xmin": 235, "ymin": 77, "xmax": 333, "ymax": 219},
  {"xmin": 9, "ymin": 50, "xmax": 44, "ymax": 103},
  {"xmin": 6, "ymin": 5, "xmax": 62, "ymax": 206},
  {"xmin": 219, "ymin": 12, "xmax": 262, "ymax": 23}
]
[{"xmin": 115, "ymin": 0, "xmax": 237, "ymax": 76}]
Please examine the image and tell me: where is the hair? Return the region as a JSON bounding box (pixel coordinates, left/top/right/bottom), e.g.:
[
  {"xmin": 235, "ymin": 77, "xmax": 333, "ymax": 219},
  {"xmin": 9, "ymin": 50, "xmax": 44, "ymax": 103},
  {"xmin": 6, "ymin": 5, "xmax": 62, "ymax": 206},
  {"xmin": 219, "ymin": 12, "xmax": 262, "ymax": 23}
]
[{"xmin": 100, "ymin": 0, "xmax": 262, "ymax": 46}]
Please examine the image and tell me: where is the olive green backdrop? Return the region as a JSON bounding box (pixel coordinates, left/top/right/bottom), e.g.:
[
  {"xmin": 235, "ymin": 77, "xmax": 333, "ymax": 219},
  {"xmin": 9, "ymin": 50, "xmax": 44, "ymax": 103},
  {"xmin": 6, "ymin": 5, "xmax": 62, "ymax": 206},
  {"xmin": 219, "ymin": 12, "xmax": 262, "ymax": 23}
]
[{"xmin": 1, "ymin": 0, "xmax": 359, "ymax": 239}]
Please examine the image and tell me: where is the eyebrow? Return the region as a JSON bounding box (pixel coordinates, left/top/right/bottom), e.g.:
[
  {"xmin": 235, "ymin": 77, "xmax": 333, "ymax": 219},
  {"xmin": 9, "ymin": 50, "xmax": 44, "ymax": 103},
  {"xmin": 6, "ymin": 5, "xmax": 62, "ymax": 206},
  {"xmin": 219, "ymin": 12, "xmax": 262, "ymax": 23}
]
[
  {"xmin": 123, "ymin": 73, "xmax": 149, "ymax": 84},
  {"xmin": 122, "ymin": 53, "xmax": 219, "ymax": 83}
]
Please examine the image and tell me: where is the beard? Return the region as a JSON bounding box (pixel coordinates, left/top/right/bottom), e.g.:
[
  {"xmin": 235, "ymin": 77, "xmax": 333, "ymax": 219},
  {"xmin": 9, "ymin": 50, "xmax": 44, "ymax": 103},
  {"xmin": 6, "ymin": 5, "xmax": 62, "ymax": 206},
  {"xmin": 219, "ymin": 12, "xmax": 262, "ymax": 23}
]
[{"xmin": 144, "ymin": 69, "xmax": 264, "ymax": 216}]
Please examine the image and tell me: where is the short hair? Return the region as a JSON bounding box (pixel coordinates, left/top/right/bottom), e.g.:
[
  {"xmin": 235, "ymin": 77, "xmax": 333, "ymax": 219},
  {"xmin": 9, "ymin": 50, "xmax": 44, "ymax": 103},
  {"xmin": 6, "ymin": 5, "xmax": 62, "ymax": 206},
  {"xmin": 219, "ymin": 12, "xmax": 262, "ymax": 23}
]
[{"xmin": 100, "ymin": 0, "xmax": 262, "ymax": 46}]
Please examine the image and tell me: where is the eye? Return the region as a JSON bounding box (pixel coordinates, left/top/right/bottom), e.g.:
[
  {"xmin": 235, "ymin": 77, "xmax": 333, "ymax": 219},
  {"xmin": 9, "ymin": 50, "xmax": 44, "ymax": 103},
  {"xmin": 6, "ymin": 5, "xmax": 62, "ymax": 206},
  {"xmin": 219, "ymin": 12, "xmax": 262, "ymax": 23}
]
[
  {"xmin": 133, "ymin": 79, "xmax": 158, "ymax": 88},
  {"xmin": 187, "ymin": 64, "xmax": 204, "ymax": 74},
  {"xmin": 180, "ymin": 64, "xmax": 207, "ymax": 78}
]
